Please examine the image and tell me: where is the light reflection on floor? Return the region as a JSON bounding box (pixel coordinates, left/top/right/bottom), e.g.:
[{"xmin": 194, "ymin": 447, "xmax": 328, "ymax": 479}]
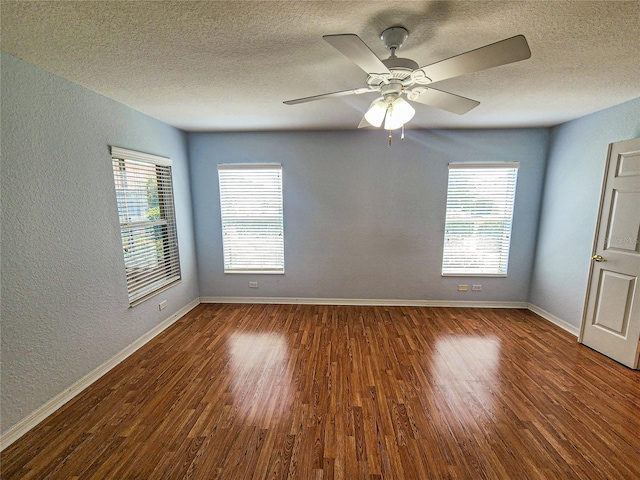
[
  {"xmin": 432, "ymin": 335, "xmax": 502, "ymax": 423},
  {"xmin": 227, "ymin": 332, "xmax": 291, "ymax": 426}
]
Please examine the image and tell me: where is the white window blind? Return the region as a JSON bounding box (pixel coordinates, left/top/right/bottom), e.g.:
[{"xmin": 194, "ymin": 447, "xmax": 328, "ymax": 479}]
[
  {"xmin": 111, "ymin": 147, "xmax": 181, "ymax": 304},
  {"xmin": 442, "ymin": 162, "xmax": 519, "ymax": 276},
  {"xmin": 218, "ymin": 164, "xmax": 284, "ymax": 274}
]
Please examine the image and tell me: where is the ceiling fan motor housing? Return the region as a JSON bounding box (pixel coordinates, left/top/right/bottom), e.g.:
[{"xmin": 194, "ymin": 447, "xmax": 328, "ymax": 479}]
[
  {"xmin": 382, "ymin": 57, "xmax": 419, "ymax": 73},
  {"xmin": 368, "ymin": 27, "xmax": 422, "ymax": 89},
  {"xmin": 380, "ymin": 81, "xmax": 403, "ymax": 103},
  {"xmin": 368, "ymin": 57, "xmax": 421, "ymax": 90}
]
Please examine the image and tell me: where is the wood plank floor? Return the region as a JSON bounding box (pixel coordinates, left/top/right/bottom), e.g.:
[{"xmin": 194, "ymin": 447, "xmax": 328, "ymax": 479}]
[{"xmin": 2, "ymin": 304, "xmax": 639, "ymax": 479}]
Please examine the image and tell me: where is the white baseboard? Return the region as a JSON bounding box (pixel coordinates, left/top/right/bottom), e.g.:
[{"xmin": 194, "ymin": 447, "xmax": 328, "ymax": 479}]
[
  {"xmin": 200, "ymin": 296, "xmax": 529, "ymax": 309},
  {"xmin": 0, "ymin": 298, "xmax": 200, "ymax": 451},
  {"xmin": 527, "ymin": 303, "xmax": 580, "ymax": 336}
]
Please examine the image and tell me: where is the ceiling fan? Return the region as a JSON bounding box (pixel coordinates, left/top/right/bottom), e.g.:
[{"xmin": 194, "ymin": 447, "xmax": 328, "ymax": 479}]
[{"xmin": 284, "ymin": 27, "xmax": 531, "ymax": 131}]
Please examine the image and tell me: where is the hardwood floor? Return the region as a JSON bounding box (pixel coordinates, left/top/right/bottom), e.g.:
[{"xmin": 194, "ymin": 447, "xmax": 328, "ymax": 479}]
[{"xmin": 2, "ymin": 304, "xmax": 639, "ymax": 479}]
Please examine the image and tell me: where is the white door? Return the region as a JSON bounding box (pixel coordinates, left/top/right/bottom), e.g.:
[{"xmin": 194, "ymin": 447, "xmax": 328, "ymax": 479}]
[{"xmin": 580, "ymin": 137, "xmax": 640, "ymax": 369}]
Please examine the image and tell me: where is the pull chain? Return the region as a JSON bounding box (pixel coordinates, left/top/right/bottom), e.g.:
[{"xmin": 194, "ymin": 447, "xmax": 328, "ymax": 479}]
[{"xmin": 387, "ymin": 126, "xmax": 405, "ymax": 146}]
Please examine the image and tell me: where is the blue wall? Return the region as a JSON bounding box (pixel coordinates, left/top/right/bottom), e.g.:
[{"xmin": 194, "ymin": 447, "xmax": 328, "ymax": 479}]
[
  {"xmin": 1, "ymin": 53, "xmax": 200, "ymax": 433},
  {"xmin": 189, "ymin": 129, "xmax": 549, "ymax": 301},
  {"xmin": 529, "ymin": 98, "xmax": 640, "ymax": 328}
]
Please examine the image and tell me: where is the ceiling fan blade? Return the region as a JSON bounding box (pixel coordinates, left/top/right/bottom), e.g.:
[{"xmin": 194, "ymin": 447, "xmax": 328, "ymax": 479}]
[
  {"xmin": 284, "ymin": 87, "xmax": 373, "ymax": 105},
  {"xmin": 323, "ymin": 34, "xmax": 391, "ymax": 75},
  {"xmin": 417, "ymin": 35, "xmax": 531, "ymax": 84},
  {"xmin": 358, "ymin": 115, "xmax": 373, "ymax": 128},
  {"xmin": 408, "ymin": 87, "xmax": 480, "ymax": 115}
]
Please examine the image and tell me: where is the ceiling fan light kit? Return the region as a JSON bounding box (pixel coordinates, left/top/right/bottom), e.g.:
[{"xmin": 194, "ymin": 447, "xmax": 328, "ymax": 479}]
[
  {"xmin": 284, "ymin": 25, "xmax": 531, "ymax": 141},
  {"xmin": 363, "ymin": 98, "xmax": 388, "ymax": 127},
  {"xmin": 384, "ymin": 97, "xmax": 415, "ymax": 130}
]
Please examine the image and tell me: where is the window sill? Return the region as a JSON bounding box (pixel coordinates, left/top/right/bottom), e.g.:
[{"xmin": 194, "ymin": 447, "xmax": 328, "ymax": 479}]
[
  {"xmin": 441, "ymin": 273, "xmax": 507, "ymax": 277},
  {"xmin": 224, "ymin": 270, "xmax": 285, "ymax": 275}
]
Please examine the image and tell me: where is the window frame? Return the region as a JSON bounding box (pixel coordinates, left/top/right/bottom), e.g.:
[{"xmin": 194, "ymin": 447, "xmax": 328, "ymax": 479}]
[
  {"xmin": 111, "ymin": 146, "xmax": 181, "ymax": 305},
  {"xmin": 441, "ymin": 162, "xmax": 519, "ymax": 277},
  {"xmin": 217, "ymin": 163, "xmax": 285, "ymax": 274}
]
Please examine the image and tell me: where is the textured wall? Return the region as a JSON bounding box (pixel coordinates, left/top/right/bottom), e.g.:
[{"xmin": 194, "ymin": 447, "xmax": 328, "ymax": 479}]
[
  {"xmin": 529, "ymin": 98, "xmax": 640, "ymax": 327},
  {"xmin": 0, "ymin": 53, "xmax": 200, "ymax": 433},
  {"xmin": 189, "ymin": 128, "xmax": 549, "ymax": 301}
]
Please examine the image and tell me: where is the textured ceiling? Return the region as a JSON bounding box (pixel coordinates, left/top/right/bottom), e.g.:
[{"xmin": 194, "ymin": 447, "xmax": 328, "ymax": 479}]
[{"xmin": 1, "ymin": 1, "xmax": 638, "ymax": 131}]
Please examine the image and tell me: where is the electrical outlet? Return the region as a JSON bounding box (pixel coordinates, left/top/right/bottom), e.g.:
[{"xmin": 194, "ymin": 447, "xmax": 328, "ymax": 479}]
[
  {"xmin": 472, "ymin": 285, "xmax": 482, "ymax": 291},
  {"xmin": 458, "ymin": 285, "xmax": 469, "ymax": 292},
  {"xmin": 249, "ymin": 281, "xmax": 258, "ymax": 288},
  {"xmin": 159, "ymin": 300, "xmax": 167, "ymax": 311}
]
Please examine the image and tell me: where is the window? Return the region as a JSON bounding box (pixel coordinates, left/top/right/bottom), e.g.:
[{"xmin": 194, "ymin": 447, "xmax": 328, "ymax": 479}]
[
  {"xmin": 442, "ymin": 162, "xmax": 519, "ymax": 276},
  {"xmin": 111, "ymin": 147, "xmax": 181, "ymax": 304},
  {"xmin": 217, "ymin": 164, "xmax": 284, "ymax": 273}
]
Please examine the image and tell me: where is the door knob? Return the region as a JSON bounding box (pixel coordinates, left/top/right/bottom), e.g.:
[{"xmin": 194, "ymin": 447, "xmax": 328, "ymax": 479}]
[{"xmin": 592, "ymin": 254, "xmax": 606, "ymax": 262}]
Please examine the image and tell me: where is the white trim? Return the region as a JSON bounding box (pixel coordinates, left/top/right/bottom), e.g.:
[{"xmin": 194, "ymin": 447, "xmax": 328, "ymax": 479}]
[
  {"xmin": 0, "ymin": 298, "xmax": 200, "ymax": 451},
  {"xmin": 449, "ymin": 161, "xmax": 520, "ymax": 169},
  {"xmin": 527, "ymin": 303, "xmax": 580, "ymax": 337},
  {"xmin": 200, "ymin": 296, "xmax": 529, "ymax": 308},
  {"xmin": 217, "ymin": 163, "xmax": 282, "ymax": 170},
  {"xmin": 441, "ymin": 274, "xmax": 507, "ymax": 278},
  {"xmin": 224, "ymin": 269, "xmax": 285, "ymax": 275},
  {"xmin": 110, "ymin": 146, "xmax": 172, "ymax": 166}
]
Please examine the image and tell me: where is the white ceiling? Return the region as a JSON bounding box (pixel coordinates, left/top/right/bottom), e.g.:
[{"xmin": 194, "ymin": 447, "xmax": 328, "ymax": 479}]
[{"xmin": 1, "ymin": 1, "xmax": 638, "ymax": 132}]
